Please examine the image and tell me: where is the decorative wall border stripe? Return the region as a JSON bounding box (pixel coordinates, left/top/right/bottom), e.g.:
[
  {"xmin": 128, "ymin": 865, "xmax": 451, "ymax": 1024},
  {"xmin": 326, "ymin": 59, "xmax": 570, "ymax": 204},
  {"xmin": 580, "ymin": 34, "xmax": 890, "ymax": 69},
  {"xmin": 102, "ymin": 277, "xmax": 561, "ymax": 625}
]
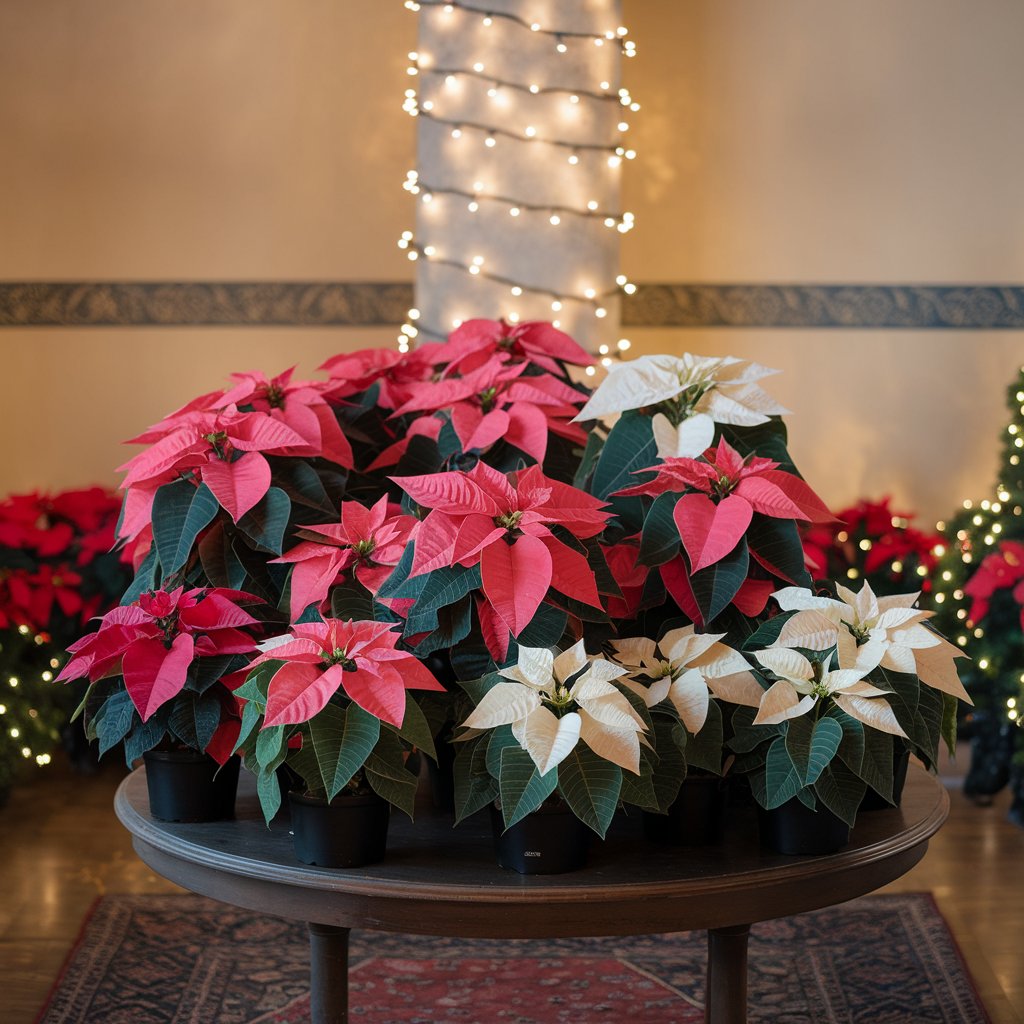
[{"xmin": 3, "ymin": 282, "xmax": 1024, "ymax": 329}]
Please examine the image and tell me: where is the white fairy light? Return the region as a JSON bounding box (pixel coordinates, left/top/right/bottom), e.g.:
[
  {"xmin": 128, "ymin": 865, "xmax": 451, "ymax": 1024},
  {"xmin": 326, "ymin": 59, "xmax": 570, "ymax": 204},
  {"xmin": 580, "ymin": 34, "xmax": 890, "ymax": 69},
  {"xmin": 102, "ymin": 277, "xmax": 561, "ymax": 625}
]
[{"xmin": 404, "ymin": 0, "xmax": 636, "ymax": 349}]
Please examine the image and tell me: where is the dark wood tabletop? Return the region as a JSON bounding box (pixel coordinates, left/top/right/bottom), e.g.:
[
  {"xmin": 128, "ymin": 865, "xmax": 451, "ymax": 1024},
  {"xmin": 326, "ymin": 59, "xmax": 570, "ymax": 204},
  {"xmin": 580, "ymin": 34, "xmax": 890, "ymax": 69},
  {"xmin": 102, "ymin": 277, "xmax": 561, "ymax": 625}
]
[{"xmin": 115, "ymin": 764, "xmax": 948, "ymax": 940}]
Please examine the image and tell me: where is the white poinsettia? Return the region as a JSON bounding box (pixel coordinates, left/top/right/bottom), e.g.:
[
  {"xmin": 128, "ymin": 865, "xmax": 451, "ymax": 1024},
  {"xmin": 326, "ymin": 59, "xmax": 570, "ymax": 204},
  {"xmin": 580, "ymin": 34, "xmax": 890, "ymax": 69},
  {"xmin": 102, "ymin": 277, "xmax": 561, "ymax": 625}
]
[
  {"xmin": 609, "ymin": 626, "xmax": 764, "ymax": 734},
  {"xmin": 460, "ymin": 641, "xmax": 648, "ymax": 776},
  {"xmin": 572, "ymin": 353, "xmax": 788, "ymax": 432},
  {"xmin": 772, "ymin": 581, "xmax": 972, "ymax": 704},
  {"xmin": 752, "ymin": 648, "xmax": 908, "ymax": 737}
]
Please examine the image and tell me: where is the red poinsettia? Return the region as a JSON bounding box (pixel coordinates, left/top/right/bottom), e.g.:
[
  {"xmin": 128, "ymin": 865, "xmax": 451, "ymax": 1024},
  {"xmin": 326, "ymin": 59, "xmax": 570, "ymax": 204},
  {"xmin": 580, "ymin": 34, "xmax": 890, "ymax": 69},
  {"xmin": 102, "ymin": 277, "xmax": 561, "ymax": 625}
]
[
  {"xmin": 601, "ymin": 542, "xmax": 648, "ymax": 620},
  {"xmin": 389, "ymin": 355, "xmax": 587, "ymax": 464},
  {"xmin": 963, "ymin": 540, "xmax": 1024, "ymax": 628},
  {"xmin": 214, "ymin": 368, "xmax": 354, "ymax": 468},
  {"xmin": 57, "ymin": 586, "xmax": 261, "ymax": 723},
  {"xmin": 118, "ymin": 406, "xmax": 314, "ymax": 527},
  {"xmin": 392, "ymin": 462, "xmax": 611, "ymax": 649},
  {"xmin": 319, "ymin": 344, "xmax": 440, "ymax": 410},
  {"xmin": 619, "ymin": 437, "xmax": 835, "ymax": 572},
  {"xmin": 251, "ymin": 619, "xmax": 446, "ymax": 728},
  {"xmin": 426, "ymin": 318, "xmax": 594, "ymax": 376},
  {"xmin": 272, "ymin": 496, "xmax": 417, "ymax": 619}
]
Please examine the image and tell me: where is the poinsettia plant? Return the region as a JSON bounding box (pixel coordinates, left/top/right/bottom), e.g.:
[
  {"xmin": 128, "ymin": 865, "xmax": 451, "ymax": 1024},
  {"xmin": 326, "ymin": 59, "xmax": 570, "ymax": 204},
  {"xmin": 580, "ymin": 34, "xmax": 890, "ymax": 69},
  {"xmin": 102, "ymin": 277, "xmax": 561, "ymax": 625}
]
[
  {"xmin": 728, "ymin": 580, "xmax": 970, "ymax": 825},
  {"xmin": 453, "ymin": 642, "xmax": 652, "ymax": 836},
  {"xmin": 57, "ymin": 585, "xmax": 266, "ymax": 765},
  {"xmin": 232, "ymin": 618, "xmax": 445, "ymax": 822}
]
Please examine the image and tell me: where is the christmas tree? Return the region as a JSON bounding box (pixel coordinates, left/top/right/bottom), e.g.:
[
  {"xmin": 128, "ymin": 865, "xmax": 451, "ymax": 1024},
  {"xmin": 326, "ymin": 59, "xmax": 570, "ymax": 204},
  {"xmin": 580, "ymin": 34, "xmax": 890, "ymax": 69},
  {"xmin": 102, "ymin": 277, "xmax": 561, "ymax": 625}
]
[{"xmin": 928, "ymin": 364, "xmax": 1024, "ymax": 824}]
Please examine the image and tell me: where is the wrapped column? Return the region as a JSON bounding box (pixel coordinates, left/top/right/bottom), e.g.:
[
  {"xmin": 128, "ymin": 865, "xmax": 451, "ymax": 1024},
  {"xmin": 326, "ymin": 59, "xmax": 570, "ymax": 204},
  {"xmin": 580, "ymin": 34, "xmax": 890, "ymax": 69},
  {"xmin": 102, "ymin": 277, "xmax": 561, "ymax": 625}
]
[{"xmin": 400, "ymin": 0, "xmax": 637, "ymax": 359}]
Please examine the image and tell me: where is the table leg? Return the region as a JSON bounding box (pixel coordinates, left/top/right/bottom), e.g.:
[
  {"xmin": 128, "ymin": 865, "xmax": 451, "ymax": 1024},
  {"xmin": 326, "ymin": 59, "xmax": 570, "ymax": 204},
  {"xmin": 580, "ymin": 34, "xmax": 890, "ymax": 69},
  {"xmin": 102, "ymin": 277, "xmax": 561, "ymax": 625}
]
[
  {"xmin": 704, "ymin": 923, "xmax": 751, "ymax": 1024},
  {"xmin": 308, "ymin": 923, "xmax": 351, "ymax": 1024}
]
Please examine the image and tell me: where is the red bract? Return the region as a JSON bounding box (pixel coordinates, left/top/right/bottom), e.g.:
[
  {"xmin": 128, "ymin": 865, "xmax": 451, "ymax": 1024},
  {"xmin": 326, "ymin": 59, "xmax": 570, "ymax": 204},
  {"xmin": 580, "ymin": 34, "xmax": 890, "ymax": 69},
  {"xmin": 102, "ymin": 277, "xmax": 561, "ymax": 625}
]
[
  {"xmin": 602, "ymin": 542, "xmax": 647, "ymax": 619},
  {"xmin": 214, "ymin": 368, "xmax": 354, "ymax": 469},
  {"xmin": 118, "ymin": 406, "xmax": 312, "ymax": 525},
  {"xmin": 390, "ymin": 355, "xmax": 587, "ymax": 464},
  {"xmin": 272, "ymin": 497, "xmax": 417, "ymax": 619},
  {"xmin": 963, "ymin": 540, "xmax": 1024, "ymax": 628},
  {"xmin": 392, "ymin": 462, "xmax": 611, "ymax": 646},
  {"xmin": 57, "ymin": 586, "xmax": 260, "ymax": 722},
  {"xmin": 619, "ymin": 438, "xmax": 835, "ymax": 573},
  {"xmin": 427, "ymin": 318, "xmax": 594, "ymax": 376},
  {"xmin": 251, "ymin": 619, "xmax": 445, "ymax": 728},
  {"xmin": 319, "ymin": 344, "xmax": 440, "ymax": 410}
]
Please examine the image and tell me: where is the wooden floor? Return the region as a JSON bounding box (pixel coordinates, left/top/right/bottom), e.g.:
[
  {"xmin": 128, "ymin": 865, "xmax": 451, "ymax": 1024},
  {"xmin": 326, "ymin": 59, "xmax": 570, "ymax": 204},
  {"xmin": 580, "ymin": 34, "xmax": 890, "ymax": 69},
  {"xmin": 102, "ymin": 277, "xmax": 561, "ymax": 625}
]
[{"xmin": 3, "ymin": 757, "xmax": 1024, "ymax": 1023}]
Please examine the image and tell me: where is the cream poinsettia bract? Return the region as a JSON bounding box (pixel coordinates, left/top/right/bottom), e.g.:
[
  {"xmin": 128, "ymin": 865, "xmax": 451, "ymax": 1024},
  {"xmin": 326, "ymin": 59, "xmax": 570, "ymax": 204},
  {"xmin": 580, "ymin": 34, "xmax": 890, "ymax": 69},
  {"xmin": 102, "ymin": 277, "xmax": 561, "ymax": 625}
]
[
  {"xmin": 460, "ymin": 642, "xmax": 648, "ymax": 776},
  {"xmin": 751, "ymin": 647, "xmax": 908, "ymax": 736},
  {"xmin": 770, "ymin": 581, "xmax": 972, "ymax": 705},
  {"xmin": 572, "ymin": 353, "xmax": 789, "ymax": 460},
  {"xmin": 608, "ymin": 626, "xmax": 764, "ymax": 734}
]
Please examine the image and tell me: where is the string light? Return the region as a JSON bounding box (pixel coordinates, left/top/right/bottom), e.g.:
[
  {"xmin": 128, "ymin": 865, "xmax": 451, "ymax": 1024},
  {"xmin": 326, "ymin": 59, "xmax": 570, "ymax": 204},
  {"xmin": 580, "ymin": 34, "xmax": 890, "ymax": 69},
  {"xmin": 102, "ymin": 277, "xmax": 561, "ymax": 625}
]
[
  {"xmin": 405, "ymin": 177, "xmax": 634, "ymax": 230},
  {"xmin": 408, "ymin": 0, "xmax": 638, "ymax": 54},
  {"xmin": 403, "ymin": 1, "xmax": 637, "ymax": 348}
]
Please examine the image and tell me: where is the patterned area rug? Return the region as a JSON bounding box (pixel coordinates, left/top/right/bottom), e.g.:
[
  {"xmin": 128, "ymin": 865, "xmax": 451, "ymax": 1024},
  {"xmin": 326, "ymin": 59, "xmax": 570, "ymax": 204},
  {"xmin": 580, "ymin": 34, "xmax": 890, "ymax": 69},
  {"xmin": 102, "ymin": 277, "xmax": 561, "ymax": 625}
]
[{"xmin": 36, "ymin": 893, "xmax": 989, "ymax": 1024}]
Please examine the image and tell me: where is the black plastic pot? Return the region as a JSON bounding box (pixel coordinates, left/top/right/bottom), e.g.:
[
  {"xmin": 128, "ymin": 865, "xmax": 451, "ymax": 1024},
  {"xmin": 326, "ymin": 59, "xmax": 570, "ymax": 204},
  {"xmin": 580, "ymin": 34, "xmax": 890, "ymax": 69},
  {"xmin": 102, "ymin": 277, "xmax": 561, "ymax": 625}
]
[
  {"xmin": 143, "ymin": 749, "xmax": 240, "ymax": 823},
  {"xmin": 490, "ymin": 800, "xmax": 590, "ymax": 874},
  {"xmin": 760, "ymin": 796, "xmax": 851, "ymax": 856},
  {"xmin": 860, "ymin": 746, "xmax": 912, "ymax": 811},
  {"xmin": 643, "ymin": 774, "xmax": 727, "ymax": 846},
  {"xmin": 288, "ymin": 790, "xmax": 390, "ymax": 868}
]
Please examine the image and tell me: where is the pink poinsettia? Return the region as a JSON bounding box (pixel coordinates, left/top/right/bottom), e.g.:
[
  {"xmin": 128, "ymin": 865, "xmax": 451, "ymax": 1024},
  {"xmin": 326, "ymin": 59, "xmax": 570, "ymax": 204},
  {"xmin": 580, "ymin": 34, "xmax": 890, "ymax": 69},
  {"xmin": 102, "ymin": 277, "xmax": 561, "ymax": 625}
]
[
  {"xmin": 214, "ymin": 367, "xmax": 354, "ymax": 469},
  {"xmin": 252, "ymin": 619, "xmax": 446, "ymax": 728},
  {"xmin": 619, "ymin": 437, "xmax": 835, "ymax": 573},
  {"xmin": 57, "ymin": 586, "xmax": 261, "ymax": 723},
  {"xmin": 319, "ymin": 344, "xmax": 440, "ymax": 410},
  {"xmin": 118, "ymin": 407, "xmax": 311, "ymax": 530},
  {"xmin": 427, "ymin": 318, "xmax": 594, "ymax": 376},
  {"xmin": 389, "ymin": 355, "xmax": 587, "ymax": 464},
  {"xmin": 392, "ymin": 463, "xmax": 611, "ymax": 651},
  {"xmin": 272, "ymin": 496, "xmax": 417, "ymax": 619}
]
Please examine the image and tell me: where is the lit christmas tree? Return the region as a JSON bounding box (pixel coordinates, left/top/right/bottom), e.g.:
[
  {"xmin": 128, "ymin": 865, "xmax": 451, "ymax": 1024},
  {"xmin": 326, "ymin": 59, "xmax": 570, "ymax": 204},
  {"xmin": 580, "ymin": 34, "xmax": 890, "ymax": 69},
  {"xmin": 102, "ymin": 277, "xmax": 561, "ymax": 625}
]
[{"xmin": 929, "ymin": 364, "xmax": 1024, "ymax": 824}]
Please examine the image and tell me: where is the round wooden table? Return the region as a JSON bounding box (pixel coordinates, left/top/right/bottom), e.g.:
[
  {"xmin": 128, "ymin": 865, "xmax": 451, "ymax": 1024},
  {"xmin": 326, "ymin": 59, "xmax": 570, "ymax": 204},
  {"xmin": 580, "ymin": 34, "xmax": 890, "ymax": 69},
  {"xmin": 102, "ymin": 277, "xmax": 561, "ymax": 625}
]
[{"xmin": 115, "ymin": 766, "xmax": 948, "ymax": 1024}]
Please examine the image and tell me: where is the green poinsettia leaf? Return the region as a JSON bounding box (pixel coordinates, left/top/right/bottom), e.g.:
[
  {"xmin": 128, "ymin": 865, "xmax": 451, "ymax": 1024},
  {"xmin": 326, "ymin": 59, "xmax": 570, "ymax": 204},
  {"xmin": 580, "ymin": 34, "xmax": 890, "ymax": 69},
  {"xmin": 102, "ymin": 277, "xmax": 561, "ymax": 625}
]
[
  {"xmin": 498, "ymin": 746, "xmax": 559, "ymax": 828},
  {"xmin": 857, "ymin": 726, "xmax": 895, "ymax": 805},
  {"xmin": 256, "ymin": 767, "xmax": 282, "ymax": 825},
  {"xmin": 813, "ymin": 759, "xmax": 867, "ymax": 827},
  {"xmin": 619, "ymin": 744, "xmax": 663, "ymax": 813},
  {"xmin": 331, "ymin": 584, "xmax": 374, "ymax": 622},
  {"xmin": 364, "ymin": 729, "xmax": 418, "ymax": 818},
  {"xmin": 237, "ymin": 486, "xmax": 291, "ymax": 556},
  {"xmin": 95, "ymin": 689, "xmax": 137, "ymax": 758},
  {"xmin": 255, "ymin": 724, "xmax": 288, "ymax": 773},
  {"xmin": 689, "ymin": 541, "xmax": 749, "ymax": 625},
  {"xmin": 308, "ymin": 702, "xmax": 381, "ymax": 802},
  {"xmin": 806, "ymin": 718, "xmax": 843, "ymax": 785},
  {"xmin": 763, "ymin": 734, "xmax": 805, "ymax": 809},
  {"xmin": 453, "ymin": 734, "xmax": 497, "ymax": 825},
  {"xmin": 639, "ymin": 492, "xmax": 681, "ymax": 567},
  {"xmin": 686, "ymin": 701, "xmax": 724, "ymax": 775},
  {"xmin": 152, "ymin": 479, "xmax": 220, "ymax": 576},
  {"xmin": 393, "ymin": 697, "xmax": 436, "ymax": 761},
  {"xmin": 557, "ymin": 743, "xmax": 622, "ymax": 838},
  {"xmin": 198, "ymin": 521, "xmax": 248, "ymax": 590},
  {"xmin": 591, "ymin": 410, "xmax": 657, "ymax": 501},
  {"xmin": 168, "ymin": 690, "xmax": 222, "ymax": 753},
  {"xmin": 120, "ymin": 546, "xmax": 159, "ymax": 606}
]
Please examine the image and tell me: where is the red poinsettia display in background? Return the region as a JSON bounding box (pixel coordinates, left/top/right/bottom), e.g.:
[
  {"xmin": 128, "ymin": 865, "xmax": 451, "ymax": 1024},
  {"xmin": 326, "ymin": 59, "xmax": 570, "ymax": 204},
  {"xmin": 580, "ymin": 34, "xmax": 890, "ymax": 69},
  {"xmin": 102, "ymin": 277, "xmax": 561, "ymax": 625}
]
[
  {"xmin": 801, "ymin": 496, "xmax": 945, "ymax": 596},
  {"xmin": 616, "ymin": 438, "xmax": 835, "ymax": 627},
  {"xmin": 0, "ymin": 487, "xmax": 128, "ymax": 641},
  {"xmin": 962, "ymin": 540, "xmax": 1024, "ymax": 630},
  {"xmin": 57, "ymin": 585, "xmax": 263, "ymax": 762}
]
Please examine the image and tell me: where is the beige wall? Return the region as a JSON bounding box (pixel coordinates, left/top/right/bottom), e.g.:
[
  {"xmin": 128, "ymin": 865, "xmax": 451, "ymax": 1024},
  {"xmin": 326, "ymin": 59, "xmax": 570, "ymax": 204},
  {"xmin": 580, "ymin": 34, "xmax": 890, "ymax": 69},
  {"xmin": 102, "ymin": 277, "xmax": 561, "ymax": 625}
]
[{"xmin": 2, "ymin": 1, "xmax": 1021, "ymax": 526}]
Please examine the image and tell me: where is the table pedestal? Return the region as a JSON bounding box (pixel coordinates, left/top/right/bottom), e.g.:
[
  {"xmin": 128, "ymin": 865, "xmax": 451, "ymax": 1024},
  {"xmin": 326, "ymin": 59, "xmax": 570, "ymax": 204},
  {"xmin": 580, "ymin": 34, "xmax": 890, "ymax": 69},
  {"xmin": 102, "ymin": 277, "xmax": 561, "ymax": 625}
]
[
  {"xmin": 309, "ymin": 923, "xmax": 350, "ymax": 1024},
  {"xmin": 706, "ymin": 924, "xmax": 751, "ymax": 1024}
]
